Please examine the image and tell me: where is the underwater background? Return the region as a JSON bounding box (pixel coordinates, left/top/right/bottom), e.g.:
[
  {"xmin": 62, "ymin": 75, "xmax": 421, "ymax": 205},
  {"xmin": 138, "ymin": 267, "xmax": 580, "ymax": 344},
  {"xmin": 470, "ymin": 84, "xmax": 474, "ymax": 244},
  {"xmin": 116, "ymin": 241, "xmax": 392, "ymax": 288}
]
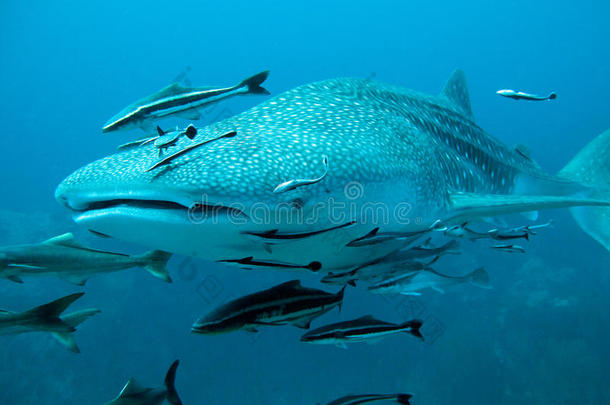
[{"xmin": 1, "ymin": 0, "xmax": 610, "ymax": 403}]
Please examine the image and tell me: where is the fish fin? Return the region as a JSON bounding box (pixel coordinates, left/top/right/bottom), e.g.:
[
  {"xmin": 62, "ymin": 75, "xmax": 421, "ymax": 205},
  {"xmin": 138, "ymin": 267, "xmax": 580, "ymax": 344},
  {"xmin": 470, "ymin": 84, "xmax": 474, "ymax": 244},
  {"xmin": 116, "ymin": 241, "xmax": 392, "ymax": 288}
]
[
  {"xmin": 401, "ymin": 292, "xmax": 421, "ymax": 296},
  {"xmin": 348, "ymin": 280, "xmax": 357, "ymax": 287},
  {"xmin": 6, "ymin": 275, "xmax": 23, "ymax": 283},
  {"xmin": 118, "ymin": 378, "xmax": 145, "ymax": 397},
  {"xmin": 7, "ymin": 264, "xmax": 44, "ymax": 270},
  {"xmin": 275, "ymin": 280, "xmax": 302, "ymax": 290},
  {"xmin": 54, "ymin": 309, "xmax": 100, "ymax": 354},
  {"xmin": 164, "ymin": 360, "xmax": 182, "ymax": 405},
  {"xmin": 467, "ymin": 267, "xmax": 491, "ymax": 289},
  {"xmin": 51, "ymin": 331, "xmax": 80, "ymax": 353},
  {"xmin": 431, "ymin": 286, "xmax": 445, "ymax": 294},
  {"xmin": 293, "ymin": 317, "xmax": 314, "ymax": 329},
  {"xmin": 441, "ymin": 69, "xmax": 474, "ymax": 120},
  {"xmin": 147, "ymin": 82, "xmax": 191, "ymax": 102},
  {"xmin": 447, "ymin": 191, "xmax": 610, "ymax": 222},
  {"xmin": 335, "ymin": 342, "xmax": 349, "ymax": 349},
  {"xmin": 559, "ymin": 128, "xmax": 610, "ymax": 252},
  {"xmin": 59, "ymin": 274, "xmax": 89, "ymax": 286},
  {"xmin": 263, "ymin": 243, "xmax": 273, "ymax": 254},
  {"xmin": 548, "ymin": 92, "xmax": 557, "ymax": 100},
  {"xmin": 117, "ymin": 136, "xmax": 158, "ymax": 150},
  {"xmin": 139, "ymin": 250, "xmax": 172, "ymax": 282},
  {"xmin": 23, "ymin": 293, "xmax": 84, "ymax": 332},
  {"xmin": 421, "ymin": 237, "xmax": 433, "ymax": 248},
  {"xmin": 337, "ymin": 284, "xmax": 347, "ymax": 312},
  {"xmin": 245, "ymin": 327, "xmax": 258, "ymax": 333},
  {"xmin": 60, "ymin": 308, "xmax": 101, "ymax": 329},
  {"xmin": 401, "ymin": 319, "xmax": 424, "ymax": 340},
  {"xmin": 240, "ymin": 70, "xmax": 270, "ymax": 95},
  {"xmin": 397, "ymin": 394, "xmax": 413, "ymax": 404},
  {"xmin": 42, "ymin": 233, "xmax": 85, "ymax": 248}
]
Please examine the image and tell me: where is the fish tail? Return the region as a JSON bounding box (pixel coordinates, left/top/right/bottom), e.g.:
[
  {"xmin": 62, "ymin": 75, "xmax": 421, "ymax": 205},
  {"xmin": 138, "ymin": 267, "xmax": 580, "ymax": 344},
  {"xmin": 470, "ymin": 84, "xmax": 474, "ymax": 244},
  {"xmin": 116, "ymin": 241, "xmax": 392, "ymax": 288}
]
[
  {"xmin": 240, "ymin": 70, "xmax": 270, "ymax": 95},
  {"xmin": 51, "ymin": 308, "xmax": 99, "ymax": 353},
  {"xmin": 24, "ymin": 292, "xmax": 84, "ymax": 333},
  {"xmin": 139, "ymin": 250, "xmax": 173, "ymax": 282},
  {"xmin": 559, "ymin": 128, "xmax": 610, "ymax": 252},
  {"xmin": 396, "ymin": 393, "xmax": 413, "ymax": 404},
  {"xmin": 467, "ymin": 267, "xmax": 491, "ymax": 289},
  {"xmin": 164, "ymin": 360, "xmax": 182, "ymax": 405},
  {"xmin": 401, "ymin": 319, "xmax": 424, "ymax": 340},
  {"xmin": 548, "ymin": 92, "xmax": 557, "ymax": 100}
]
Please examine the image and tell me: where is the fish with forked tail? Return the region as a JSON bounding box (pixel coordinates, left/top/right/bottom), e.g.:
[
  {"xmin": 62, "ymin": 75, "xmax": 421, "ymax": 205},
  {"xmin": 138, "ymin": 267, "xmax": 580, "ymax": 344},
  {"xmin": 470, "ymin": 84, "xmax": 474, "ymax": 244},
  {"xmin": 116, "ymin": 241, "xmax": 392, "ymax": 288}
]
[
  {"xmin": 368, "ymin": 267, "xmax": 490, "ymax": 295},
  {"xmin": 102, "ymin": 70, "xmax": 270, "ymax": 133},
  {"xmin": 104, "ymin": 360, "xmax": 182, "ymax": 405},
  {"xmin": 0, "ymin": 233, "xmax": 172, "ymax": 285},
  {"xmin": 192, "ymin": 280, "xmax": 345, "ymax": 334},
  {"xmin": 0, "ymin": 292, "xmax": 99, "ymax": 353},
  {"xmin": 301, "ymin": 315, "xmax": 423, "ymax": 348},
  {"xmin": 496, "ymin": 89, "xmax": 557, "ymax": 101}
]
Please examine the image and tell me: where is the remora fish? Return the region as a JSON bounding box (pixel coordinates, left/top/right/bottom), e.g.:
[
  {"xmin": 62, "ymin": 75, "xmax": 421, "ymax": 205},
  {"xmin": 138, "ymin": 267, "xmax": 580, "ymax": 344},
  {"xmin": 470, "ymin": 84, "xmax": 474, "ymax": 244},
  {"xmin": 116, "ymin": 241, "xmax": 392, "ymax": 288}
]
[
  {"xmin": 0, "ymin": 292, "xmax": 99, "ymax": 353},
  {"xmin": 191, "ymin": 280, "xmax": 345, "ymax": 334},
  {"xmin": 56, "ymin": 70, "xmax": 610, "ymax": 272},
  {"xmin": 368, "ymin": 267, "xmax": 490, "ymax": 295},
  {"xmin": 300, "ymin": 315, "xmax": 423, "ymax": 348},
  {"xmin": 102, "ymin": 70, "xmax": 270, "ymax": 133},
  {"xmin": 496, "ymin": 89, "xmax": 557, "ymax": 101},
  {"xmin": 321, "ymin": 256, "xmax": 438, "ymax": 287},
  {"xmin": 323, "ymin": 393, "xmax": 413, "ymax": 405},
  {"xmin": 0, "ymin": 233, "xmax": 172, "ymax": 285},
  {"xmin": 104, "ymin": 360, "xmax": 182, "ymax": 405}
]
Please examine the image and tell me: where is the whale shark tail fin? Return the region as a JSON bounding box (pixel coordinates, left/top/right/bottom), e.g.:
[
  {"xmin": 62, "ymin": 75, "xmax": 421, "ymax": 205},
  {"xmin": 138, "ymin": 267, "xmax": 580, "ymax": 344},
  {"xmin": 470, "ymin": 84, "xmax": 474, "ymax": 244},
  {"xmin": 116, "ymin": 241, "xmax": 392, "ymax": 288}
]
[{"xmin": 560, "ymin": 128, "xmax": 610, "ymax": 252}]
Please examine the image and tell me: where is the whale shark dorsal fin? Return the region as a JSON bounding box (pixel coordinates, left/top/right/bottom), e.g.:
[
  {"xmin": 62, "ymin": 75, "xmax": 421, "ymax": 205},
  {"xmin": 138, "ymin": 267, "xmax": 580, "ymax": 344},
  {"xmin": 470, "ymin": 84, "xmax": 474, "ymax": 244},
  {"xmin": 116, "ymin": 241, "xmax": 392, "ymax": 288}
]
[
  {"xmin": 118, "ymin": 378, "xmax": 145, "ymax": 397},
  {"xmin": 441, "ymin": 69, "xmax": 474, "ymax": 120},
  {"xmin": 42, "ymin": 233, "xmax": 84, "ymax": 248}
]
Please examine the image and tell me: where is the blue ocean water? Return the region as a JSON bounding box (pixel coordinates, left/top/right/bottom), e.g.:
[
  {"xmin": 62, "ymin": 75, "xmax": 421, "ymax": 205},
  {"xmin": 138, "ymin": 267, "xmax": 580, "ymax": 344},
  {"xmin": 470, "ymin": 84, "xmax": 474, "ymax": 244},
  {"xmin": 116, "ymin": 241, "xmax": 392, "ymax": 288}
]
[{"xmin": 1, "ymin": 1, "xmax": 609, "ymax": 404}]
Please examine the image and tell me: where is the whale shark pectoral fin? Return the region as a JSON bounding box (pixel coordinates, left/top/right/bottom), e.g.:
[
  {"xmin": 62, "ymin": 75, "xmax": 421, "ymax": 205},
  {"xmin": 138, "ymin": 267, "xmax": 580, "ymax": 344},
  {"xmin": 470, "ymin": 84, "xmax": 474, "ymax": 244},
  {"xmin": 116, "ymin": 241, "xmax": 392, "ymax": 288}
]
[{"xmin": 446, "ymin": 192, "xmax": 610, "ymax": 224}]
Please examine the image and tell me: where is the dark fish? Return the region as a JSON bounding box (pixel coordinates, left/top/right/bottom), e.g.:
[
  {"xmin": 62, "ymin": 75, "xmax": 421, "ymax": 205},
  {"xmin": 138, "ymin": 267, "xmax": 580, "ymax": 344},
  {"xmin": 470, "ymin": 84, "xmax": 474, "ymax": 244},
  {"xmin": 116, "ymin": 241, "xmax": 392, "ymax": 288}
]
[
  {"xmin": 144, "ymin": 130, "xmax": 236, "ymax": 172},
  {"xmin": 0, "ymin": 292, "xmax": 99, "ymax": 353},
  {"xmin": 218, "ymin": 256, "xmax": 322, "ymax": 271},
  {"xmin": 242, "ymin": 221, "xmax": 356, "ymax": 242},
  {"xmin": 104, "ymin": 360, "xmax": 182, "ymax": 405},
  {"xmin": 324, "ymin": 393, "xmax": 412, "ymax": 405},
  {"xmin": 191, "ymin": 280, "xmax": 345, "ymax": 334},
  {"xmin": 273, "ymin": 156, "xmax": 328, "ymax": 193},
  {"xmin": 301, "ymin": 315, "xmax": 423, "ymax": 348},
  {"xmin": 103, "ymin": 70, "xmax": 270, "ymax": 133},
  {"xmin": 347, "ymin": 220, "xmax": 444, "ymax": 248}
]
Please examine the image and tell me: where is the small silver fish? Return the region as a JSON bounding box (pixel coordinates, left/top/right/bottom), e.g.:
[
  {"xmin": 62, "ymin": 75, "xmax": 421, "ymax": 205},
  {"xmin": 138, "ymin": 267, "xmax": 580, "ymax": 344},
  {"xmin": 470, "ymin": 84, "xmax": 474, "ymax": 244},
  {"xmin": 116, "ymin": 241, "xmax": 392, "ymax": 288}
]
[
  {"xmin": 496, "ymin": 89, "xmax": 557, "ymax": 101},
  {"xmin": 491, "ymin": 244, "xmax": 526, "ymax": 253},
  {"xmin": 273, "ymin": 156, "xmax": 329, "ymax": 193}
]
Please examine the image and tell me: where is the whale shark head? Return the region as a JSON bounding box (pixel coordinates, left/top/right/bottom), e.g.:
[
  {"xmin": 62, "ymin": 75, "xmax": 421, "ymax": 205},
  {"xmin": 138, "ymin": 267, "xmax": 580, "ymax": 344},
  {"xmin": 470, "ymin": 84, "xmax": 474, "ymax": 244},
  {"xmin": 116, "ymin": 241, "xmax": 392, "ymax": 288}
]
[{"xmin": 56, "ymin": 78, "xmax": 435, "ymax": 269}]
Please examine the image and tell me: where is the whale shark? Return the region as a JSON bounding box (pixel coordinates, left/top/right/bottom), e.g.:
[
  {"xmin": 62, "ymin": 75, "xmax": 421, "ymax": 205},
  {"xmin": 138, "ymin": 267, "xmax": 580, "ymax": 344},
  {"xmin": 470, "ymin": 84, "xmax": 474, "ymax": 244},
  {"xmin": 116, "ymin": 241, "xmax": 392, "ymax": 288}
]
[{"xmin": 55, "ymin": 70, "xmax": 610, "ymax": 272}]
